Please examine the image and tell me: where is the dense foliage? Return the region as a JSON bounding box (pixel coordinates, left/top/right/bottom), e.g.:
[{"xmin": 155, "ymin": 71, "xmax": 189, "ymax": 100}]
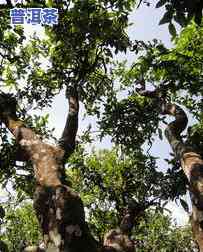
[
  {"xmin": 1, "ymin": 203, "xmax": 41, "ymax": 252},
  {"xmin": 1, "ymin": 201, "xmax": 197, "ymax": 251}
]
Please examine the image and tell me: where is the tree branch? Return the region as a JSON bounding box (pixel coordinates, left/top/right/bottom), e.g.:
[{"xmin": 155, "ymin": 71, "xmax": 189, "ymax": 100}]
[
  {"xmin": 161, "ymin": 103, "xmax": 188, "ymax": 159},
  {"xmin": 102, "ymin": 200, "xmax": 148, "ymax": 252},
  {"xmin": 0, "ymin": 92, "xmax": 63, "ymax": 185},
  {"xmin": 135, "ymin": 81, "xmax": 174, "ymax": 98},
  {"xmin": 120, "ymin": 200, "xmax": 144, "ymax": 235},
  {"xmin": 162, "ymin": 103, "xmax": 203, "ymax": 251},
  {"xmin": 58, "ymin": 86, "xmax": 79, "ymax": 159}
]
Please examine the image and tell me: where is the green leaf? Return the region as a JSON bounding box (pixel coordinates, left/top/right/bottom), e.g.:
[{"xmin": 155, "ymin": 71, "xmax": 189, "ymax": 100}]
[
  {"xmin": 0, "ymin": 206, "xmax": 5, "ymax": 219},
  {"xmin": 168, "ymin": 22, "xmax": 177, "ymax": 37},
  {"xmin": 156, "ymin": 0, "xmax": 168, "ymax": 8},
  {"xmin": 46, "ymin": 0, "xmax": 53, "ymax": 7},
  {"xmin": 174, "ymin": 13, "xmax": 187, "ymax": 27},
  {"xmin": 180, "ymin": 198, "xmax": 189, "ymax": 213},
  {"xmin": 159, "ymin": 11, "xmax": 173, "ymax": 25},
  {"xmin": 158, "ymin": 128, "xmax": 163, "ymax": 140}
]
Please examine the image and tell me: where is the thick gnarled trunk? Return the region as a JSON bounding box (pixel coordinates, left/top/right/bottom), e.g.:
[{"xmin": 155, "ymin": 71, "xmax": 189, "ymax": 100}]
[
  {"xmin": 163, "ymin": 103, "xmax": 203, "ymax": 251},
  {"xmin": 0, "ymin": 92, "xmax": 136, "ymax": 252},
  {"xmin": 0, "ymin": 92, "xmax": 97, "ymax": 252}
]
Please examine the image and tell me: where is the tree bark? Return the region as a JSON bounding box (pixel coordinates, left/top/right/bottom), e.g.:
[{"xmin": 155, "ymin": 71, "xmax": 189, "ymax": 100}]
[{"xmin": 163, "ymin": 103, "xmax": 203, "ymax": 251}]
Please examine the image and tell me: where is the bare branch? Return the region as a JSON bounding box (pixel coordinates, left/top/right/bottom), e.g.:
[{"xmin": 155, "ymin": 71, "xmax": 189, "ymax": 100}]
[
  {"xmin": 137, "ymin": 0, "xmax": 143, "ymax": 8},
  {"xmin": 58, "ymin": 86, "xmax": 79, "ymax": 158}
]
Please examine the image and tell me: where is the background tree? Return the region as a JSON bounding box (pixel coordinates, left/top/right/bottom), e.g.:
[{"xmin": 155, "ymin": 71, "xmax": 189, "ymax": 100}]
[
  {"xmin": 1, "ymin": 202, "xmax": 41, "ymax": 252},
  {"xmin": 101, "ymin": 18, "xmax": 203, "ymax": 250}
]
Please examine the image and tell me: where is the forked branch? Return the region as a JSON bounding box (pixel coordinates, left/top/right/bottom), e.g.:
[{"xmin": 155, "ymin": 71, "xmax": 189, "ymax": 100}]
[{"xmin": 0, "ymin": 92, "xmax": 138, "ymax": 252}]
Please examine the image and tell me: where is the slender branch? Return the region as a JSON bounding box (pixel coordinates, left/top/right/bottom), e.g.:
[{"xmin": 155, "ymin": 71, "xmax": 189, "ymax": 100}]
[
  {"xmin": 58, "ymin": 86, "xmax": 79, "ymax": 158},
  {"xmin": 137, "ymin": 0, "xmax": 143, "ymax": 8}
]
